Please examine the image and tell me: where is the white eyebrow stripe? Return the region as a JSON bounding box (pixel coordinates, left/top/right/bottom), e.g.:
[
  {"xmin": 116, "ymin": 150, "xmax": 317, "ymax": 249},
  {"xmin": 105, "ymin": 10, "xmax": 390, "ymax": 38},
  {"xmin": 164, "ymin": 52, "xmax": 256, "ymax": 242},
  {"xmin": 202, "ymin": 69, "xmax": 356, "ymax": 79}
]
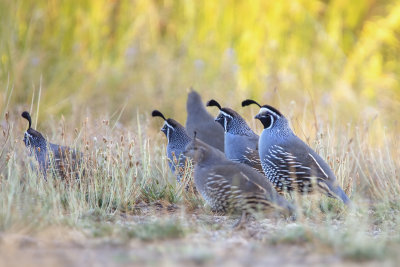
[
  {"xmin": 258, "ymin": 107, "xmax": 280, "ymax": 118},
  {"xmin": 308, "ymin": 153, "xmax": 329, "ymax": 179},
  {"xmin": 220, "ymin": 110, "xmax": 233, "ymax": 119},
  {"xmin": 164, "ymin": 121, "xmax": 175, "ymax": 131}
]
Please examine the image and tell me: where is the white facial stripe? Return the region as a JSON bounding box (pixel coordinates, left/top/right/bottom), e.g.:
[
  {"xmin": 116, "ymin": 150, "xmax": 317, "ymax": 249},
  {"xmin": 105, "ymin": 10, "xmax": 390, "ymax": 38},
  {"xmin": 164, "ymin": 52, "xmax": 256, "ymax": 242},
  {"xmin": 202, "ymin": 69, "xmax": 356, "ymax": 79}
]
[
  {"xmin": 258, "ymin": 107, "xmax": 280, "ymax": 118},
  {"xmin": 25, "ymin": 132, "xmax": 33, "ymax": 138},
  {"xmin": 166, "ymin": 127, "xmax": 170, "ymax": 141},
  {"xmin": 164, "ymin": 121, "xmax": 175, "ymax": 131},
  {"xmin": 224, "ymin": 117, "xmax": 228, "ymax": 131},
  {"xmin": 220, "ymin": 110, "xmax": 233, "ymax": 119},
  {"xmin": 266, "ymin": 116, "xmax": 274, "ymax": 129}
]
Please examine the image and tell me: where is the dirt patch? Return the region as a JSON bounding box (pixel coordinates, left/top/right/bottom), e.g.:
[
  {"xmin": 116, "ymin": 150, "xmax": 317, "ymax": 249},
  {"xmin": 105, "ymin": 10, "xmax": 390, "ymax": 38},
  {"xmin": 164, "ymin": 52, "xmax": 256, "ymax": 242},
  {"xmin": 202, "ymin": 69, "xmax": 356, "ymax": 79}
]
[{"xmin": 0, "ymin": 213, "xmax": 390, "ymax": 267}]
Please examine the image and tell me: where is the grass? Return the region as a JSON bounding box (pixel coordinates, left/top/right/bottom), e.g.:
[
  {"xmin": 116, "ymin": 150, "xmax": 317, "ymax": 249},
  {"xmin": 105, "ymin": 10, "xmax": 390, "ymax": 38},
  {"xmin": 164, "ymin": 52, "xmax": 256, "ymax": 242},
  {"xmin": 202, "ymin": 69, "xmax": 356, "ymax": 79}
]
[
  {"xmin": 1, "ymin": 1, "xmax": 400, "ymax": 124},
  {"xmin": 1, "ymin": 102, "xmax": 400, "ymax": 265},
  {"xmin": 1, "ymin": 0, "xmax": 400, "ymax": 265}
]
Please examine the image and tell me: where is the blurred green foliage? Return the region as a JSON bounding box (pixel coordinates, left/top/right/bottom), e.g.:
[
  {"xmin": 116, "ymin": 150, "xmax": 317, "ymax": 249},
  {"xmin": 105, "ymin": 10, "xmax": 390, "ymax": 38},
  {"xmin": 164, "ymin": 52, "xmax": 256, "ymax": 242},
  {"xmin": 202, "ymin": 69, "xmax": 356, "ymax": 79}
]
[{"xmin": 0, "ymin": 0, "xmax": 399, "ymax": 124}]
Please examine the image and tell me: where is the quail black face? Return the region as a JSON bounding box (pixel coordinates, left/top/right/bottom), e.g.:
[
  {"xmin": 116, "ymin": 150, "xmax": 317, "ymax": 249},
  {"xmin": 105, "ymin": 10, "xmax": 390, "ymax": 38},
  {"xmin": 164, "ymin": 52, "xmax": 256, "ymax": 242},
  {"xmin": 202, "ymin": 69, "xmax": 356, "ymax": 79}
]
[
  {"xmin": 206, "ymin": 99, "xmax": 239, "ymax": 132},
  {"xmin": 152, "ymin": 109, "xmax": 187, "ymax": 143},
  {"xmin": 23, "ymin": 132, "xmax": 31, "ymax": 146},
  {"xmin": 255, "ymin": 112, "xmax": 274, "ymax": 129},
  {"xmin": 23, "ymin": 128, "xmax": 46, "ymax": 148},
  {"xmin": 214, "ymin": 109, "xmax": 235, "ymax": 131},
  {"xmin": 214, "ymin": 113, "xmax": 225, "ymax": 127},
  {"xmin": 254, "ymin": 106, "xmax": 282, "ymax": 129},
  {"xmin": 160, "ymin": 123, "xmax": 169, "ymax": 136},
  {"xmin": 160, "ymin": 119, "xmax": 178, "ymax": 141}
]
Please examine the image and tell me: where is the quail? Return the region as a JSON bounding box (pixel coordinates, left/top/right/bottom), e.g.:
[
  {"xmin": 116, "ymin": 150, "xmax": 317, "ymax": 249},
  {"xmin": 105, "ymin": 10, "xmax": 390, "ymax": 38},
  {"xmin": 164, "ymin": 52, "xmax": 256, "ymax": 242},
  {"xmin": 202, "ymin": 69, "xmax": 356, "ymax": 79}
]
[
  {"xmin": 242, "ymin": 100, "xmax": 350, "ymax": 204},
  {"xmin": 152, "ymin": 110, "xmax": 192, "ymax": 182},
  {"xmin": 184, "ymin": 135, "xmax": 295, "ymax": 225},
  {"xmin": 185, "ymin": 89, "xmax": 225, "ymax": 152},
  {"xmin": 206, "ymin": 99, "xmax": 263, "ymax": 173},
  {"xmin": 21, "ymin": 111, "xmax": 81, "ymax": 180}
]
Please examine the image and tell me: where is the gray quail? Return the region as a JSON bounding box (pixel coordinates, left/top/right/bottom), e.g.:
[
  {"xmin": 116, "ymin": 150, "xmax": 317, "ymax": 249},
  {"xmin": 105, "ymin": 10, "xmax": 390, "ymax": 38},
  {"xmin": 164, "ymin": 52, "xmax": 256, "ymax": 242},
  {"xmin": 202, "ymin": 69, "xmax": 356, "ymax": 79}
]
[
  {"xmin": 206, "ymin": 99, "xmax": 262, "ymax": 173},
  {"xmin": 152, "ymin": 110, "xmax": 192, "ymax": 182},
  {"xmin": 21, "ymin": 111, "xmax": 81, "ymax": 180},
  {"xmin": 184, "ymin": 135, "xmax": 295, "ymax": 225},
  {"xmin": 242, "ymin": 100, "xmax": 350, "ymax": 204},
  {"xmin": 185, "ymin": 89, "xmax": 225, "ymax": 152}
]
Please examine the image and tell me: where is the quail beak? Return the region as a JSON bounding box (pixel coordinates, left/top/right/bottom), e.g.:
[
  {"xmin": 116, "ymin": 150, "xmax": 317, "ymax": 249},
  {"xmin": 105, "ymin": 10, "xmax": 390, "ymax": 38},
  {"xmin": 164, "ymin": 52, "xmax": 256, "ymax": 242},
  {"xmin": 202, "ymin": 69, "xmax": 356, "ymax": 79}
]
[{"xmin": 254, "ymin": 114, "xmax": 262, "ymax": 120}]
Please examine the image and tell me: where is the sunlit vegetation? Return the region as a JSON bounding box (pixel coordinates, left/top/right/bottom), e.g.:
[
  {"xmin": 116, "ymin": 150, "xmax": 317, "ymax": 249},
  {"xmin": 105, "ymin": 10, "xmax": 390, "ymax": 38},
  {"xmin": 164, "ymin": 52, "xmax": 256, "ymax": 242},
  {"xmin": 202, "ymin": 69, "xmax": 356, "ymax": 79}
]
[{"xmin": 1, "ymin": 0, "xmax": 400, "ymax": 265}]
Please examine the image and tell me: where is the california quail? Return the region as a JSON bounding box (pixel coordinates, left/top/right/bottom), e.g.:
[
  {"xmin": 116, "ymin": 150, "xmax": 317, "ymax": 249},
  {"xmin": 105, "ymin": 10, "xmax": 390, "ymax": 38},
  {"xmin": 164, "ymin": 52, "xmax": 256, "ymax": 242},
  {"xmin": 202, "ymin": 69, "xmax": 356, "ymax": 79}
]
[
  {"xmin": 206, "ymin": 99, "xmax": 263, "ymax": 173},
  {"xmin": 184, "ymin": 135, "xmax": 295, "ymax": 223},
  {"xmin": 21, "ymin": 111, "xmax": 81, "ymax": 180},
  {"xmin": 152, "ymin": 110, "xmax": 192, "ymax": 182},
  {"xmin": 185, "ymin": 89, "xmax": 225, "ymax": 152},
  {"xmin": 242, "ymin": 100, "xmax": 350, "ymax": 204}
]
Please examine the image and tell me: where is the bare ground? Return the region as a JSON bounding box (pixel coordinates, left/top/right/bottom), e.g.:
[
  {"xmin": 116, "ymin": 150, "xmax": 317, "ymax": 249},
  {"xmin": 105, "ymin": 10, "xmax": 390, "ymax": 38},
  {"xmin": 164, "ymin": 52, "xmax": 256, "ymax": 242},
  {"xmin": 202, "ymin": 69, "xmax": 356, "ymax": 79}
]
[{"xmin": 0, "ymin": 210, "xmax": 393, "ymax": 267}]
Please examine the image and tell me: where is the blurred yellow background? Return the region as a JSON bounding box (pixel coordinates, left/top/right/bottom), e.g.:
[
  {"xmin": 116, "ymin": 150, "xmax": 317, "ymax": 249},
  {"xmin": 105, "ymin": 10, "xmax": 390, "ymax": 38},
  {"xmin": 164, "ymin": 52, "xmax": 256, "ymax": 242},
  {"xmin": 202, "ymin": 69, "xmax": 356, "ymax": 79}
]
[{"xmin": 1, "ymin": 0, "xmax": 399, "ymax": 126}]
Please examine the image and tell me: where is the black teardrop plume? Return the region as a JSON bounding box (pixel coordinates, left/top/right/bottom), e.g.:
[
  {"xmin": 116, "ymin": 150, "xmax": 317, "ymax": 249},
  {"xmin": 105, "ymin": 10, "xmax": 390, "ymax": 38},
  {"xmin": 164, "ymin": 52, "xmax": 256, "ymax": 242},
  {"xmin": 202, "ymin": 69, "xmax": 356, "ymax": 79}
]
[
  {"xmin": 151, "ymin": 110, "xmax": 166, "ymax": 120},
  {"xmin": 241, "ymin": 99, "xmax": 261, "ymax": 108},
  {"xmin": 21, "ymin": 111, "xmax": 32, "ymax": 129},
  {"xmin": 206, "ymin": 99, "xmax": 222, "ymax": 110}
]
